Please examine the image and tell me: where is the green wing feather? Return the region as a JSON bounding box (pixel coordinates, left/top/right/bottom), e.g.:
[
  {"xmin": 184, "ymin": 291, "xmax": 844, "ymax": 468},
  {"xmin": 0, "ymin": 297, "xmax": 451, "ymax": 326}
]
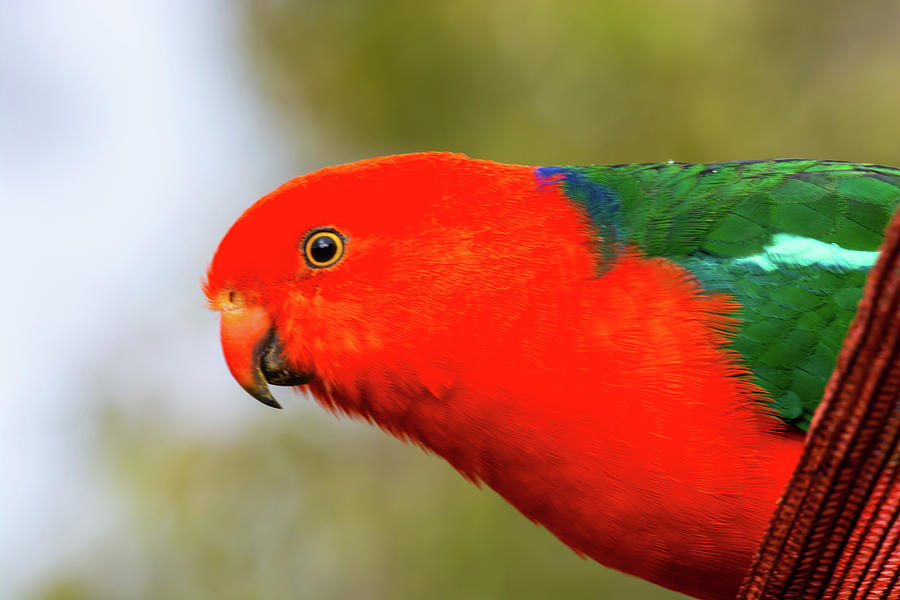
[{"xmin": 539, "ymin": 160, "xmax": 900, "ymax": 428}]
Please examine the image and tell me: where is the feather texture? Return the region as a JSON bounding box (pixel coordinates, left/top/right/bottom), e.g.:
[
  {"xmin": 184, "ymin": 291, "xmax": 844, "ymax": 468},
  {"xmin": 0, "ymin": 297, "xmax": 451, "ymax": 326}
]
[{"xmin": 540, "ymin": 161, "xmax": 900, "ymax": 427}]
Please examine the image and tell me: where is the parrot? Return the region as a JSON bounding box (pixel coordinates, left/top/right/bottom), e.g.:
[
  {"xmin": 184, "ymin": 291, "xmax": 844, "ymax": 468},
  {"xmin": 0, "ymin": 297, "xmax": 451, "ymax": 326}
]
[{"xmin": 204, "ymin": 152, "xmax": 900, "ymax": 600}]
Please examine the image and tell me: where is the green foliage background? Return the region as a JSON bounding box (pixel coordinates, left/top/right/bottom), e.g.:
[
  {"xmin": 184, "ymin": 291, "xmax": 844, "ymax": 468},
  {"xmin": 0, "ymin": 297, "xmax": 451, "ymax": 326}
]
[
  {"xmin": 244, "ymin": 0, "xmax": 900, "ymax": 167},
  {"xmin": 32, "ymin": 2, "xmax": 900, "ymax": 599}
]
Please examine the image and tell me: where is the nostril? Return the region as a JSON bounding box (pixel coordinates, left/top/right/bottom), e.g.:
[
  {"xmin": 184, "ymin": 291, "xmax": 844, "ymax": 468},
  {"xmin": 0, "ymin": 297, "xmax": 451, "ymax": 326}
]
[{"xmin": 221, "ymin": 289, "xmax": 243, "ymax": 310}]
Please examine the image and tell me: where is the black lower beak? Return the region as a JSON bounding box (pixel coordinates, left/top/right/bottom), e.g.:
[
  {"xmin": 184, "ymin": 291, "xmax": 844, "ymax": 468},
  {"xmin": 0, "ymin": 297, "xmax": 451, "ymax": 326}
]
[{"xmin": 248, "ymin": 330, "xmax": 314, "ymax": 409}]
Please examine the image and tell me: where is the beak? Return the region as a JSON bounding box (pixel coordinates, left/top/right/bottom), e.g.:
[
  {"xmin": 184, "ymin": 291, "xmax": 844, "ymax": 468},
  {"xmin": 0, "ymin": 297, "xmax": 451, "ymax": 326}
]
[{"xmin": 219, "ymin": 305, "xmax": 312, "ymax": 409}]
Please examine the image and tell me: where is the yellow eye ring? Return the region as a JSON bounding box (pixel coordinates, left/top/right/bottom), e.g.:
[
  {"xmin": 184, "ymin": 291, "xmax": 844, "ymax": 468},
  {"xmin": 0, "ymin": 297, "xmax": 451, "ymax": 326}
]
[{"xmin": 303, "ymin": 229, "xmax": 345, "ymax": 268}]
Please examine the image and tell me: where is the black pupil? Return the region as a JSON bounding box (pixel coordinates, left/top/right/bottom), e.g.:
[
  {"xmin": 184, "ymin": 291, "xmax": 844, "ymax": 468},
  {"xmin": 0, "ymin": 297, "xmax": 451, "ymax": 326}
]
[{"xmin": 310, "ymin": 235, "xmax": 337, "ymax": 263}]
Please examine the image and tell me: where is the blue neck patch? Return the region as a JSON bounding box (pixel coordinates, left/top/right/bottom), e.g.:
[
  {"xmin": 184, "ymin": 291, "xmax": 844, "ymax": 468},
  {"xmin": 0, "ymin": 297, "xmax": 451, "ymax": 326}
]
[{"xmin": 536, "ymin": 166, "xmax": 626, "ymax": 269}]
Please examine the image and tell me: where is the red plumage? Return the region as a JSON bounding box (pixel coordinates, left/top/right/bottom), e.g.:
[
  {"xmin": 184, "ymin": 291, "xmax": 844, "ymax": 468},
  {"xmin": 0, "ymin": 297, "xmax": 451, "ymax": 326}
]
[{"xmin": 206, "ymin": 153, "xmax": 804, "ymax": 599}]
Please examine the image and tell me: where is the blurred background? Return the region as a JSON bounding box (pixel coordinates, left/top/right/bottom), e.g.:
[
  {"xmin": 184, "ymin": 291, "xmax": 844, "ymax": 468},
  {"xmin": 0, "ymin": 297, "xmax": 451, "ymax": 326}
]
[{"xmin": 4, "ymin": 1, "xmax": 900, "ymax": 598}]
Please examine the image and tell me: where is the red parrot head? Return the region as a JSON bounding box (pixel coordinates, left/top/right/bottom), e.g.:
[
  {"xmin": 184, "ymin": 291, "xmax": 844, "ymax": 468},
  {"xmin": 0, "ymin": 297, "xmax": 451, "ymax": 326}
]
[{"xmin": 204, "ymin": 152, "xmax": 598, "ymax": 417}]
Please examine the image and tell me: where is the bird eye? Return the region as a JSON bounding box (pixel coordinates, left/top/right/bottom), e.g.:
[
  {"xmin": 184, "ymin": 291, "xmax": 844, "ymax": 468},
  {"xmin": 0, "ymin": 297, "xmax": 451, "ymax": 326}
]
[{"xmin": 303, "ymin": 228, "xmax": 345, "ymax": 268}]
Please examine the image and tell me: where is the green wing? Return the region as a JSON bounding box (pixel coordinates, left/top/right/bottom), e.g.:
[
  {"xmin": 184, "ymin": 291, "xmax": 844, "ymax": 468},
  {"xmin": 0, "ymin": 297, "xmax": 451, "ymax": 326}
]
[{"xmin": 538, "ymin": 160, "xmax": 900, "ymax": 428}]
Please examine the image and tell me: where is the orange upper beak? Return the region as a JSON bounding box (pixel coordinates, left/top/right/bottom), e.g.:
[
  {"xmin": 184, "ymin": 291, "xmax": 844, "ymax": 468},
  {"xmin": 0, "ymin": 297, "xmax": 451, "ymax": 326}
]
[
  {"xmin": 219, "ymin": 302, "xmax": 314, "ymax": 409},
  {"xmin": 220, "ymin": 303, "xmax": 282, "ymax": 408}
]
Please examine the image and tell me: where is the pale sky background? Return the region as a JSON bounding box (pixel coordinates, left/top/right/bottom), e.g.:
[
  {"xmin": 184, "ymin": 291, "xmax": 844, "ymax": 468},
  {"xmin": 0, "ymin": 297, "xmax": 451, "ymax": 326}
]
[{"xmin": 0, "ymin": 1, "xmax": 311, "ymax": 593}]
